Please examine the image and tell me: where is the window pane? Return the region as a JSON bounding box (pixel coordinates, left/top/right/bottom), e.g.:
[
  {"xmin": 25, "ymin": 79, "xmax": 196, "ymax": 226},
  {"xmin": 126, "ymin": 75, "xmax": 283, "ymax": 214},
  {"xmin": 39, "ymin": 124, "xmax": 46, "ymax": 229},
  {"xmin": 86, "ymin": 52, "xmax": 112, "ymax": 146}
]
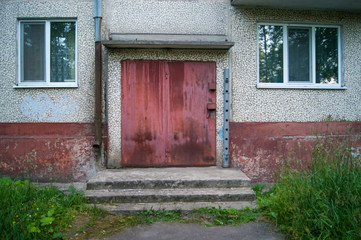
[
  {"xmin": 50, "ymin": 22, "xmax": 76, "ymax": 82},
  {"xmin": 259, "ymin": 25, "xmax": 283, "ymax": 83},
  {"xmin": 22, "ymin": 23, "xmax": 45, "ymax": 82},
  {"xmin": 288, "ymin": 28, "xmax": 311, "ymax": 82},
  {"xmin": 316, "ymin": 27, "xmax": 338, "ymax": 84}
]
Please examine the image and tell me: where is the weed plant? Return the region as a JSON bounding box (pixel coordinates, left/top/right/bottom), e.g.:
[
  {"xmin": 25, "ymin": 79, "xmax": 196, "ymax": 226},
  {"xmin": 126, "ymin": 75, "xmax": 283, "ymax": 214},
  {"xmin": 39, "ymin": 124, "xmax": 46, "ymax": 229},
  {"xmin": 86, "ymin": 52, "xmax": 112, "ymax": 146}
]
[
  {"xmin": 0, "ymin": 177, "xmax": 84, "ymax": 240},
  {"xmin": 136, "ymin": 208, "xmax": 183, "ymax": 224},
  {"xmin": 136, "ymin": 206, "xmax": 256, "ymax": 226},
  {"xmin": 193, "ymin": 206, "xmax": 257, "ymax": 226},
  {"xmin": 254, "ymin": 132, "xmax": 361, "ymax": 239},
  {"xmin": 137, "ymin": 207, "xmax": 256, "ymax": 226}
]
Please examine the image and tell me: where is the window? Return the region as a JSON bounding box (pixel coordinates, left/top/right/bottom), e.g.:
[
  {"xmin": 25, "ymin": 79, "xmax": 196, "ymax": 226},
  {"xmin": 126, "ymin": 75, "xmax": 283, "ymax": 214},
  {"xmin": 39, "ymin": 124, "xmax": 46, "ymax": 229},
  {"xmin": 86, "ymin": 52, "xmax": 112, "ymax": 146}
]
[
  {"xmin": 257, "ymin": 23, "xmax": 343, "ymax": 89},
  {"xmin": 17, "ymin": 20, "xmax": 77, "ymax": 88}
]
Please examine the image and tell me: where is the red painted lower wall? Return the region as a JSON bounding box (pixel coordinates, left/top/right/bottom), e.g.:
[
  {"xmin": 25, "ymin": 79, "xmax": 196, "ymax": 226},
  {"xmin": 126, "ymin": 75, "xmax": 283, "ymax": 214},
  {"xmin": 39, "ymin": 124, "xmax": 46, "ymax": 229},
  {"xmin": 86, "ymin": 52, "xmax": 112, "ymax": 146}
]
[
  {"xmin": 2, "ymin": 121, "xmax": 360, "ymax": 183},
  {"xmin": 230, "ymin": 121, "xmax": 361, "ymax": 183},
  {"xmin": 0, "ymin": 123, "xmax": 107, "ymax": 182}
]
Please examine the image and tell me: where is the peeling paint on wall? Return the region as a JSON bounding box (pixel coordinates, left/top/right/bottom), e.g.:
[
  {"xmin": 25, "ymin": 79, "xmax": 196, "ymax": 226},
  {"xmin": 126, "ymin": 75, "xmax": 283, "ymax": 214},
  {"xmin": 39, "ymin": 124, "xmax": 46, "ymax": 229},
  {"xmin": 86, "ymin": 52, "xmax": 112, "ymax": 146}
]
[
  {"xmin": 20, "ymin": 94, "xmax": 79, "ymax": 121},
  {"xmin": 0, "ymin": 123, "xmax": 98, "ymax": 182},
  {"xmin": 229, "ymin": 121, "xmax": 361, "ymax": 182}
]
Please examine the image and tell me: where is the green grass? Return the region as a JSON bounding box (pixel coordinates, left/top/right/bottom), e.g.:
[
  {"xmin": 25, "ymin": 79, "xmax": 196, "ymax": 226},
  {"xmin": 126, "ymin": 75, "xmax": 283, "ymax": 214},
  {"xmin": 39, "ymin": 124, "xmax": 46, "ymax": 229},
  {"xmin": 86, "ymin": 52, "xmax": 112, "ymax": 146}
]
[
  {"xmin": 192, "ymin": 206, "xmax": 257, "ymax": 226},
  {"xmin": 127, "ymin": 207, "xmax": 256, "ymax": 226},
  {"xmin": 254, "ymin": 133, "xmax": 361, "ymax": 239},
  {"xmin": 64, "ymin": 207, "xmax": 258, "ymax": 239},
  {"xmin": 0, "ymin": 177, "xmax": 259, "ymax": 239},
  {"xmin": 0, "ymin": 177, "xmax": 85, "ymax": 240},
  {"xmin": 136, "ymin": 208, "xmax": 183, "ymax": 224}
]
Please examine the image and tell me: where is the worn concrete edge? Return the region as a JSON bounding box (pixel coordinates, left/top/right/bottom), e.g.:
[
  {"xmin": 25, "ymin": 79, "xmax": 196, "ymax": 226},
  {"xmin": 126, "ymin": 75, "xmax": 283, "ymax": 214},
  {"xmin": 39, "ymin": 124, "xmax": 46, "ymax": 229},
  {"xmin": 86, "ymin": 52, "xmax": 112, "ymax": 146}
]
[
  {"xmin": 102, "ymin": 40, "xmax": 234, "ymax": 49},
  {"xmin": 86, "ymin": 179, "xmax": 251, "ymax": 190},
  {"xmin": 84, "ymin": 187, "xmax": 256, "ymax": 196},
  {"xmin": 109, "ymin": 33, "xmax": 228, "ymax": 42},
  {"xmin": 84, "ymin": 188, "xmax": 256, "ymax": 203},
  {"xmin": 90, "ymin": 201, "xmax": 257, "ymax": 215}
]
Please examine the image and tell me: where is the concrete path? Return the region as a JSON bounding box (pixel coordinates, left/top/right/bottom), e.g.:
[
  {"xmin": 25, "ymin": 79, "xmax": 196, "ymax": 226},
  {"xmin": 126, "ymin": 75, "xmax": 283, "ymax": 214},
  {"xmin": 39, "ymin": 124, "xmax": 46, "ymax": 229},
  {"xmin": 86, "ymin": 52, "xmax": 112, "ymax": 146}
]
[{"xmin": 108, "ymin": 222, "xmax": 284, "ymax": 240}]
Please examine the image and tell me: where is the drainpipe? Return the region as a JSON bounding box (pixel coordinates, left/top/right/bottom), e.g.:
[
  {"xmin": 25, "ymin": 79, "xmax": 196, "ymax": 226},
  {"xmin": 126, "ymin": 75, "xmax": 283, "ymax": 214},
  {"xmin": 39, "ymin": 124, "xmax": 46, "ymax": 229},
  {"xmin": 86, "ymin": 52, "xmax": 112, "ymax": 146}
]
[{"xmin": 93, "ymin": 0, "xmax": 102, "ymax": 150}]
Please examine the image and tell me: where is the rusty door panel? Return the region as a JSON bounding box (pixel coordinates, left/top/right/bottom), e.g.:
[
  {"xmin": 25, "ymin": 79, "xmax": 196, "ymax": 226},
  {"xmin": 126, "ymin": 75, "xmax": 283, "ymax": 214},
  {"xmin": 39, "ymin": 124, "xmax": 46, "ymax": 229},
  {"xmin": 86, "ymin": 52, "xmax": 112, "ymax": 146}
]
[
  {"xmin": 166, "ymin": 61, "xmax": 216, "ymax": 166},
  {"xmin": 121, "ymin": 61, "xmax": 167, "ymax": 166},
  {"xmin": 121, "ymin": 60, "xmax": 216, "ymax": 167}
]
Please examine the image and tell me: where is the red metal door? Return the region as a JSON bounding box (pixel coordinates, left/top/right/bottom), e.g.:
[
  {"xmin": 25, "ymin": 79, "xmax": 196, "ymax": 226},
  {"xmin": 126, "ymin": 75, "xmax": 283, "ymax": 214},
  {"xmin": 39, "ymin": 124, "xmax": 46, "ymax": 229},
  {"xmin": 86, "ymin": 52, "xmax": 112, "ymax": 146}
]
[{"xmin": 121, "ymin": 60, "xmax": 216, "ymax": 166}]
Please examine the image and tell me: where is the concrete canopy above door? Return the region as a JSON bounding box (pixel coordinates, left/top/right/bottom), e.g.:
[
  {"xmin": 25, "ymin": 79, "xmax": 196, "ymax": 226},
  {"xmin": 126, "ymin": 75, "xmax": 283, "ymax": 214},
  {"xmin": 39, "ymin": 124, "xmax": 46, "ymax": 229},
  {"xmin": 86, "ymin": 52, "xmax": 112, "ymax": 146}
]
[
  {"xmin": 102, "ymin": 34, "xmax": 234, "ymax": 49},
  {"xmin": 121, "ymin": 60, "xmax": 217, "ymax": 167}
]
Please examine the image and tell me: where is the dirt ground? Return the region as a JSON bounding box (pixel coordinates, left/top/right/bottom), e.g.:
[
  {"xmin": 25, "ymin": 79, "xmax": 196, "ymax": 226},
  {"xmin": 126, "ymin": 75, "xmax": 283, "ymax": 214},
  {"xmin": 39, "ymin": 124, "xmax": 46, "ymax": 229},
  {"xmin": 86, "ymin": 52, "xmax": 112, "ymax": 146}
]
[{"xmin": 65, "ymin": 213, "xmax": 284, "ymax": 240}]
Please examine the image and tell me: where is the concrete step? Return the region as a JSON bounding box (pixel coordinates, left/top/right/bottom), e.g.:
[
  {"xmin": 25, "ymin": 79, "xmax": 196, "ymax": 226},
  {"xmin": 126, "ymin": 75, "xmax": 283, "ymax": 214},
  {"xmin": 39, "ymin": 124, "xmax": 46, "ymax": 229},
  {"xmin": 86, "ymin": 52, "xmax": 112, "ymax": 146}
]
[
  {"xmin": 85, "ymin": 187, "xmax": 255, "ymax": 204},
  {"xmin": 86, "ymin": 167, "xmax": 251, "ymax": 190},
  {"xmin": 85, "ymin": 168, "xmax": 255, "ymax": 213},
  {"xmin": 96, "ymin": 201, "xmax": 257, "ymax": 215}
]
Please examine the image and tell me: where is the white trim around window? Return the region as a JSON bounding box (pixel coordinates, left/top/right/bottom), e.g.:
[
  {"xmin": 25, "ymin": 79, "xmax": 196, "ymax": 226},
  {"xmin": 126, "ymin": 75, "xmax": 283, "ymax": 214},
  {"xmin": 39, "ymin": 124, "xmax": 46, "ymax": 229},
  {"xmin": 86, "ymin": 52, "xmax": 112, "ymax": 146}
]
[
  {"xmin": 257, "ymin": 22, "xmax": 345, "ymax": 90},
  {"xmin": 15, "ymin": 19, "xmax": 78, "ymax": 88}
]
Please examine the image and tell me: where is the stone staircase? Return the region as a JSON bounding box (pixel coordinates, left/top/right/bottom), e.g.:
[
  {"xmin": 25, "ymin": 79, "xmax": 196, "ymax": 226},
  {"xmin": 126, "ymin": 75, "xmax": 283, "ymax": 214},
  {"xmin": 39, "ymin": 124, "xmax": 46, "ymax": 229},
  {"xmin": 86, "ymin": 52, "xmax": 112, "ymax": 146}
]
[{"xmin": 84, "ymin": 167, "xmax": 256, "ymax": 214}]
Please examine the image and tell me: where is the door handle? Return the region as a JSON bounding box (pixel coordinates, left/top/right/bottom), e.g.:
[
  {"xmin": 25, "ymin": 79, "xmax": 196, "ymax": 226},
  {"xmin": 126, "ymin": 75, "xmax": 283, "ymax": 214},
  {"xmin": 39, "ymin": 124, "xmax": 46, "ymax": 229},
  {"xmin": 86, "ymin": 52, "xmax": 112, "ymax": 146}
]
[
  {"xmin": 208, "ymin": 82, "xmax": 216, "ymax": 91},
  {"xmin": 207, "ymin": 103, "xmax": 216, "ymax": 118},
  {"xmin": 207, "ymin": 103, "xmax": 216, "ymax": 110}
]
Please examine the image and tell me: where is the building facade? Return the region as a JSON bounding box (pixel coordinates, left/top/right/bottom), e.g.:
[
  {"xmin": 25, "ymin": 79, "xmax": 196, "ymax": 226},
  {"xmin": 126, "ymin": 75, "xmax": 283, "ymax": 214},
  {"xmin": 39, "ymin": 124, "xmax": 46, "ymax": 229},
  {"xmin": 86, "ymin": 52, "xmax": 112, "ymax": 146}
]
[{"xmin": 0, "ymin": 0, "xmax": 360, "ymax": 182}]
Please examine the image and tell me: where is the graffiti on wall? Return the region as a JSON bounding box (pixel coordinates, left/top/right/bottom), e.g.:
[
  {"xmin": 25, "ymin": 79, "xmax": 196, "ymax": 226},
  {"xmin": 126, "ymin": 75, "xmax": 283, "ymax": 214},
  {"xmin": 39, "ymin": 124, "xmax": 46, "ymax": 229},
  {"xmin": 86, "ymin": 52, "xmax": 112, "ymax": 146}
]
[{"xmin": 20, "ymin": 94, "xmax": 79, "ymax": 121}]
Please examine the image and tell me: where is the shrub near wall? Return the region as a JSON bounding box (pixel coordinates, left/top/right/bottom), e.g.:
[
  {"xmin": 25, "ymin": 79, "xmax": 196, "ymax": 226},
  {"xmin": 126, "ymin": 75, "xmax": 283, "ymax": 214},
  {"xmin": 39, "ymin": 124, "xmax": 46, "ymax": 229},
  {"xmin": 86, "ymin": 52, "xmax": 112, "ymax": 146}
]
[{"xmin": 256, "ymin": 130, "xmax": 361, "ymax": 239}]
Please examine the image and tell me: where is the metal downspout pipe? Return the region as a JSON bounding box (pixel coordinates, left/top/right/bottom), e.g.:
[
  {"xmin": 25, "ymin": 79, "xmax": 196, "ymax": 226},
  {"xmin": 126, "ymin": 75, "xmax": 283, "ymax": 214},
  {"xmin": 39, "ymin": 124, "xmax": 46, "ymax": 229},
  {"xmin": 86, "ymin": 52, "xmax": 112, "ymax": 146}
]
[
  {"xmin": 223, "ymin": 3, "xmax": 232, "ymax": 168},
  {"xmin": 94, "ymin": 0, "xmax": 102, "ymax": 42},
  {"xmin": 93, "ymin": 0, "xmax": 102, "ymax": 150},
  {"xmin": 223, "ymin": 68, "xmax": 230, "ymax": 167}
]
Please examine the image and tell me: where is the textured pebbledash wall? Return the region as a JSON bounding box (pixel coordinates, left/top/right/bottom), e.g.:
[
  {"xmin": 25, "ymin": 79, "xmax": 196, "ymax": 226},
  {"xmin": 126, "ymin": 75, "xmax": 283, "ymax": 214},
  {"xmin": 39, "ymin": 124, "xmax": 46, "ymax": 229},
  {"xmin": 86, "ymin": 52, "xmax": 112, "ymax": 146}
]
[
  {"xmin": 230, "ymin": 8, "xmax": 361, "ymax": 122},
  {"xmin": 102, "ymin": 0, "xmax": 230, "ymax": 38},
  {"xmin": 0, "ymin": 0, "xmax": 97, "ymax": 181},
  {"xmin": 0, "ymin": 0, "xmax": 95, "ymax": 123}
]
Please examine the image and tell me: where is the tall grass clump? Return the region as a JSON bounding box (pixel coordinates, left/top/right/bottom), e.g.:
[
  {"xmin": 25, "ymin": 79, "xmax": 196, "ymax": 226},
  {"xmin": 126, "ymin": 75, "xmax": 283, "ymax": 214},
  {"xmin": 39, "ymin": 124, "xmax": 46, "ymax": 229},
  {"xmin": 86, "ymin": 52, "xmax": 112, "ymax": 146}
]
[
  {"xmin": 0, "ymin": 177, "xmax": 84, "ymax": 240},
  {"xmin": 256, "ymin": 132, "xmax": 361, "ymax": 239}
]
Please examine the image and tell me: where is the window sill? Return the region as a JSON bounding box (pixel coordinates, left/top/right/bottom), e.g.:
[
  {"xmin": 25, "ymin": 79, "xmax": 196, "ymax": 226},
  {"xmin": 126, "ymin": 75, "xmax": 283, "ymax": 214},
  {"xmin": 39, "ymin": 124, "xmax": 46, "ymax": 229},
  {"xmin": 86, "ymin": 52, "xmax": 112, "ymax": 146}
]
[
  {"xmin": 257, "ymin": 83, "xmax": 347, "ymax": 90},
  {"xmin": 13, "ymin": 83, "xmax": 78, "ymax": 89}
]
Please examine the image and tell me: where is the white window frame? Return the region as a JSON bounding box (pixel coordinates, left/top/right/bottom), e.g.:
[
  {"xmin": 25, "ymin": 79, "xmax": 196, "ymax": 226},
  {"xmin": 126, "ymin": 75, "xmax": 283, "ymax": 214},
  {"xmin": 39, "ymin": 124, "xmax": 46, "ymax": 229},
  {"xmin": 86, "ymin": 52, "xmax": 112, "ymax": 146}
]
[
  {"xmin": 257, "ymin": 22, "xmax": 345, "ymax": 90},
  {"xmin": 15, "ymin": 19, "xmax": 78, "ymax": 88}
]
